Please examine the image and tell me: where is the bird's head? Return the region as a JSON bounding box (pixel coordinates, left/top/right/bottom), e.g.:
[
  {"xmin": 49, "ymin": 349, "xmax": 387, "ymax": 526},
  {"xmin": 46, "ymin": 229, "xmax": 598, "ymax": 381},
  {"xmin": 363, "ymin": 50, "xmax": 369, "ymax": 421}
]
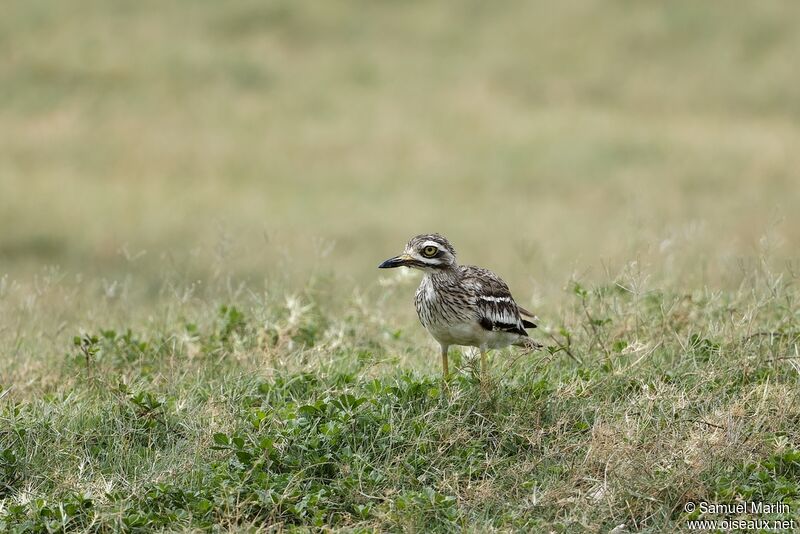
[{"xmin": 378, "ymin": 233, "xmax": 457, "ymax": 272}]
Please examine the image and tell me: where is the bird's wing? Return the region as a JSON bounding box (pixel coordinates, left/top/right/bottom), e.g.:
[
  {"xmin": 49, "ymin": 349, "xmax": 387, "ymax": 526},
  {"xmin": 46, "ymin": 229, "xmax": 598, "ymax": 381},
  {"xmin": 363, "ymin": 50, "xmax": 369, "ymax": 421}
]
[
  {"xmin": 461, "ymin": 266, "xmax": 534, "ymax": 336},
  {"xmin": 516, "ymin": 305, "xmax": 539, "ymax": 327}
]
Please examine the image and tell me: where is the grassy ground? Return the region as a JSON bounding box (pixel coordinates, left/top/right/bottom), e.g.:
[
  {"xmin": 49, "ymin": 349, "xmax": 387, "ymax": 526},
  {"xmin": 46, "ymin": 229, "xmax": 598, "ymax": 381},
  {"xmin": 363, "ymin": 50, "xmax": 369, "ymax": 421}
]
[
  {"xmin": 2, "ymin": 0, "xmax": 800, "ymax": 532},
  {"xmin": 1, "ymin": 271, "xmax": 798, "ymax": 532}
]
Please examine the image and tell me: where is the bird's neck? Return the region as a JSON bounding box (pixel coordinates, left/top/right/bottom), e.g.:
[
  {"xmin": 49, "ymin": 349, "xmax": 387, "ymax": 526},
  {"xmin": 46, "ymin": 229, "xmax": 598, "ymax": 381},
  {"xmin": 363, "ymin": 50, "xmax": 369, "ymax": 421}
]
[{"xmin": 426, "ymin": 265, "xmax": 460, "ymax": 284}]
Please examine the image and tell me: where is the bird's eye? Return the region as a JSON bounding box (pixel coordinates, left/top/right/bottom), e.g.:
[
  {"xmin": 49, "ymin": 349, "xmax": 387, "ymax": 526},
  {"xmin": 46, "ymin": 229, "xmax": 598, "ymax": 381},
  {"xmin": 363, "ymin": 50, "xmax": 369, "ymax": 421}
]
[{"xmin": 422, "ymin": 246, "xmax": 438, "ymax": 257}]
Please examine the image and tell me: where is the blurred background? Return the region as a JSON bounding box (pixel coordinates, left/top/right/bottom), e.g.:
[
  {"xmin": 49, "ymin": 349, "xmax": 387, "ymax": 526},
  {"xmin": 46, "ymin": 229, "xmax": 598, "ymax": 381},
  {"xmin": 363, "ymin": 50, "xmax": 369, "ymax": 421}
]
[{"xmin": 2, "ymin": 0, "xmax": 799, "ymax": 305}]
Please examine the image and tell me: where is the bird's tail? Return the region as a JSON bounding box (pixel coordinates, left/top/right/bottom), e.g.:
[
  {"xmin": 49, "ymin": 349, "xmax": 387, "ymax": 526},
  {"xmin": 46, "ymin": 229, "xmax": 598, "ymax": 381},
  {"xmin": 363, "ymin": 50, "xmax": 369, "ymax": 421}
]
[{"xmin": 518, "ymin": 306, "xmax": 539, "ymax": 329}]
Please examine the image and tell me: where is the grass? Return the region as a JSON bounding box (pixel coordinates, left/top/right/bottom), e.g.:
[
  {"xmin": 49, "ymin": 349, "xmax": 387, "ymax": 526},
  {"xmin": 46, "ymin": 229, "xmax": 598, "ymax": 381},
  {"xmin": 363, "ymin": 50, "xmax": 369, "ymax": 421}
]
[
  {"xmin": 2, "ymin": 0, "xmax": 800, "ymax": 286},
  {"xmin": 1, "ymin": 265, "xmax": 799, "ymax": 531},
  {"xmin": 2, "ymin": 0, "xmax": 800, "ymax": 531}
]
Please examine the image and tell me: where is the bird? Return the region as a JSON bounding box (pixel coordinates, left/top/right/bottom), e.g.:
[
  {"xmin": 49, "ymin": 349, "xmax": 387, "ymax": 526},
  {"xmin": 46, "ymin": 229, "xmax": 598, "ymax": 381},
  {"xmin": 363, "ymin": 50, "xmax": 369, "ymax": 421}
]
[{"xmin": 378, "ymin": 233, "xmax": 539, "ymax": 379}]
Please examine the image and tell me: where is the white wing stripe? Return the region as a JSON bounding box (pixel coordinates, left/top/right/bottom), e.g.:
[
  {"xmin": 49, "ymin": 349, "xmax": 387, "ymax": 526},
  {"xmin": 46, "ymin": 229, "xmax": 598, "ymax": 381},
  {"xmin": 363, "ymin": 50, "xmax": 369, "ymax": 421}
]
[
  {"xmin": 484, "ymin": 308, "xmax": 520, "ymax": 326},
  {"xmin": 479, "ymin": 295, "xmax": 512, "ymax": 303}
]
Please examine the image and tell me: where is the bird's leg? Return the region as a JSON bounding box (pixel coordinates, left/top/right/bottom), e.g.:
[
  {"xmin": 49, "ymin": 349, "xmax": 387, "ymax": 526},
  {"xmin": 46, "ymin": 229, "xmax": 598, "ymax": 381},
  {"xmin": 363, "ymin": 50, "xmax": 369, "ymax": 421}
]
[
  {"xmin": 441, "ymin": 344, "xmax": 450, "ymax": 379},
  {"xmin": 480, "ymin": 348, "xmax": 489, "ymax": 392}
]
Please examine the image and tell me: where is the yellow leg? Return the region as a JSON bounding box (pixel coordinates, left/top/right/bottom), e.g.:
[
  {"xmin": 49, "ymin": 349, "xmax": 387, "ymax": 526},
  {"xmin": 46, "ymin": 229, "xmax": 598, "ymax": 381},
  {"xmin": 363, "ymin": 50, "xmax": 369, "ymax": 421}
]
[
  {"xmin": 480, "ymin": 349, "xmax": 489, "ymax": 394},
  {"xmin": 441, "ymin": 344, "xmax": 449, "ymax": 378}
]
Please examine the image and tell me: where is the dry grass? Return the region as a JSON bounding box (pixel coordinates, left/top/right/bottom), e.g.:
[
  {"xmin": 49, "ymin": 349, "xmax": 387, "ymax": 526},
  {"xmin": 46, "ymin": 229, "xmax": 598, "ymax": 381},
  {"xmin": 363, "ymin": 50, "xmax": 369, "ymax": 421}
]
[
  {"xmin": 1, "ymin": 1, "xmax": 800, "ymax": 531},
  {"xmin": 1, "ymin": 0, "xmax": 799, "ymax": 287}
]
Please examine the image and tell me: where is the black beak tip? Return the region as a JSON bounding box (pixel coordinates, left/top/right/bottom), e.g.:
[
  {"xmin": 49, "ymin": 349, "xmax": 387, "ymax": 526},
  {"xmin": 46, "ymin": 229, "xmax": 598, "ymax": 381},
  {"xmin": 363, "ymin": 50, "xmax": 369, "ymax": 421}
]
[{"xmin": 378, "ymin": 256, "xmax": 403, "ymax": 269}]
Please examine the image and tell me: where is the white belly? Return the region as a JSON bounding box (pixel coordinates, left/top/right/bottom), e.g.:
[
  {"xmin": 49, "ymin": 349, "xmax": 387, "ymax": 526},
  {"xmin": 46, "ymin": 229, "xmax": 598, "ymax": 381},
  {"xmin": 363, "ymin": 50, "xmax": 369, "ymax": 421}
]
[{"xmin": 426, "ymin": 320, "xmax": 520, "ymax": 349}]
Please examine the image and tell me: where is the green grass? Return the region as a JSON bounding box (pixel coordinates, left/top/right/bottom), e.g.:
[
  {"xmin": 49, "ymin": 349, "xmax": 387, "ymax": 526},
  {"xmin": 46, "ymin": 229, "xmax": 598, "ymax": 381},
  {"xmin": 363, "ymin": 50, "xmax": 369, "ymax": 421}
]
[
  {"xmin": 1, "ymin": 269, "xmax": 799, "ymax": 531},
  {"xmin": 2, "ymin": 0, "xmax": 800, "ymax": 531}
]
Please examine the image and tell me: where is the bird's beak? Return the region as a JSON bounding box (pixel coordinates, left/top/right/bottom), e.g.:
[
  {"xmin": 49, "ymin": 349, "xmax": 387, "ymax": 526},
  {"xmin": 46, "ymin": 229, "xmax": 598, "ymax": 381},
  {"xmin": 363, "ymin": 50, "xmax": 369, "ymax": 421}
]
[{"xmin": 378, "ymin": 253, "xmax": 413, "ymax": 269}]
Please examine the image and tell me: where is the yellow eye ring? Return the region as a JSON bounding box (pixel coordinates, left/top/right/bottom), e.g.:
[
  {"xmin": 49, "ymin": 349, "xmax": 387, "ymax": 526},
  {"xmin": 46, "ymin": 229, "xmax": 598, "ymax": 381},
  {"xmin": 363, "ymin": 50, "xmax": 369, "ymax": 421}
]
[{"xmin": 422, "ymin": 246, "xmax": 438, "ymax": 257}]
